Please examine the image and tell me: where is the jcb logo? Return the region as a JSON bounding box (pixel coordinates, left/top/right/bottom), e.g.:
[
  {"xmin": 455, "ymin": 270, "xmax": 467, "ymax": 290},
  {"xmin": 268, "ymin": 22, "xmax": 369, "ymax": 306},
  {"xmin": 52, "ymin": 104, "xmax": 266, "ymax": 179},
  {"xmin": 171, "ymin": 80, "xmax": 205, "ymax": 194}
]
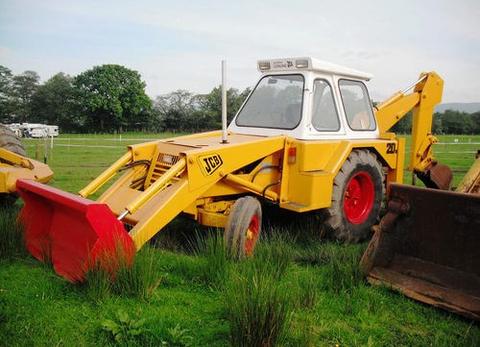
[{"xmin": 199, "ymin": 154, "xmax": 224, "ymax": 176}]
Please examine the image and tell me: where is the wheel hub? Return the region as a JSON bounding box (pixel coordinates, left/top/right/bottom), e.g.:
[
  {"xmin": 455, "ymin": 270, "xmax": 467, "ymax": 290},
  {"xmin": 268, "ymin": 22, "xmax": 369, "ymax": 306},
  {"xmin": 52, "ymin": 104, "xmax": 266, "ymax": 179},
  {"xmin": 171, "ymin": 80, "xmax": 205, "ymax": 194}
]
[
  {"xmin": 343, "ymin": 171, "xmax": 375, "ymax": 224},
  {"xmin": 244, "ymin": 214, "xmax": 259, "ymax": 256}
]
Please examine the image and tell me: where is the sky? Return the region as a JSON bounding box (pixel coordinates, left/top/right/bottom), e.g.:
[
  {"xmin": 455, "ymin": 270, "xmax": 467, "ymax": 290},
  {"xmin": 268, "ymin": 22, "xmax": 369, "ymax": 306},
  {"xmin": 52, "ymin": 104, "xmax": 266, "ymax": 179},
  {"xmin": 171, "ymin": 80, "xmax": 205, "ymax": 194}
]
[{"xmin": 0, "ymin": 0, "xmax": 479, "ymax": 103}]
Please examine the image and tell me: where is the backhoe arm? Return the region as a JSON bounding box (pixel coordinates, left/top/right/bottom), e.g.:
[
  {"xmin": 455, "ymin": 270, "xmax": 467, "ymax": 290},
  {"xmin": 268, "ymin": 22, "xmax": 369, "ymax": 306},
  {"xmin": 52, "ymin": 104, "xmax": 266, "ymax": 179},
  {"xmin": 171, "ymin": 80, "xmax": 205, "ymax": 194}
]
[{"xmin": 375, "ymin": 72, "xmax": 452, "ymax": 189}]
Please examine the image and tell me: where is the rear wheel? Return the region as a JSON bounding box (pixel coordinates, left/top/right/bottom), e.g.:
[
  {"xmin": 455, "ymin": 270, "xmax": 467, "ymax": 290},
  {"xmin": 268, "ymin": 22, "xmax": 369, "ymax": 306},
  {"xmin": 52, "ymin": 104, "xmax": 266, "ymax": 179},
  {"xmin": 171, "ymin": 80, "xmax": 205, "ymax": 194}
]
[
  {"xmin": 0, "ymin": 125, "xmax": 26, "ymax": 205},
  {"xmin": 224, "ymin": 196, "xmax": 262, "ymax": 259},
  {"xmin": 324, "ymin": 149, "xmax": 385, "ymax": 243}
]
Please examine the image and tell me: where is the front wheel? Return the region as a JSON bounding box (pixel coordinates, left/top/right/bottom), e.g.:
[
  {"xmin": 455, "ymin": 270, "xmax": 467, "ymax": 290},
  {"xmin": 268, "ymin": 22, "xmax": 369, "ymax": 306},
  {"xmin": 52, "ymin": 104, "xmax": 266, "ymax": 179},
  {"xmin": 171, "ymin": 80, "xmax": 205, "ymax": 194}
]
[
  {"xmin": 224, "ymin": 196, "xmax": 262, "ymax": 259},
  {"xmin": 324, "ymin": 150, "xmax": 385, "ymax": 243}
]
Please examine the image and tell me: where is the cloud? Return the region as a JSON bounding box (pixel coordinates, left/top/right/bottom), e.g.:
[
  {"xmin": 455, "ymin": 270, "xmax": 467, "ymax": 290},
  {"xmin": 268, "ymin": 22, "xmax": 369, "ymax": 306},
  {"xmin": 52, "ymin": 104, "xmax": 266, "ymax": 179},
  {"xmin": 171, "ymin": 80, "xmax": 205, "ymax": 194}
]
[
  {"xmin": 0, "ymin": 46, "xmax": 13, "ymax": 59},
  {"xmin": 0, "ymin": 0, "xmax": 479, "ymax": 102}
]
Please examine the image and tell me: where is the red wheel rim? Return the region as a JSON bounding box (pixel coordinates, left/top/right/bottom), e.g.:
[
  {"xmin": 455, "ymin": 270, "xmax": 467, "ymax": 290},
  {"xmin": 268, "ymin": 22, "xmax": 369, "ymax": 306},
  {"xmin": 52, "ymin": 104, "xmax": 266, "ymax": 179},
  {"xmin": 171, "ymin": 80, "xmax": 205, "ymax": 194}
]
[
  {"xmin": 244, "ymin": 214, "xmax": 260, "ymax": 256},
  {"xmin": 343, "ymin": 171, "xmax": 375, "ymax": 224}
]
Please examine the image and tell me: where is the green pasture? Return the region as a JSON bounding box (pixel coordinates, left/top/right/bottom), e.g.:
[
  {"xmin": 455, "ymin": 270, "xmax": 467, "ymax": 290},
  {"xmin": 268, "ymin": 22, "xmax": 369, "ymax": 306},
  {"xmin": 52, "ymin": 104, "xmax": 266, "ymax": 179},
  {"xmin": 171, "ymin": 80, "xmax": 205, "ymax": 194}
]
[{"xmin": 0, "ymin": 133, "xmax": 478, "ymax": 346}]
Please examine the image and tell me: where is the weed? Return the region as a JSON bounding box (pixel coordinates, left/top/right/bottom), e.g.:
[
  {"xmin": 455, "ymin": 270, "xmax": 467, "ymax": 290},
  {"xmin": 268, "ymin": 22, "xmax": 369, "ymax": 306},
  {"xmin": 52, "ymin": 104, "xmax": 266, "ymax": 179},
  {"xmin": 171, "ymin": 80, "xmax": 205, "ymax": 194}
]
[
  {"xmin": 0, "ymin": 206, "xmax": 26, "ymax": 260},
  {"xmin": 161, "ymin": 324, "xmax": 193, "ymax": 346},
  {"xmin": 102, "ymin": 309, "xmax": 148, "ymax": 344}
]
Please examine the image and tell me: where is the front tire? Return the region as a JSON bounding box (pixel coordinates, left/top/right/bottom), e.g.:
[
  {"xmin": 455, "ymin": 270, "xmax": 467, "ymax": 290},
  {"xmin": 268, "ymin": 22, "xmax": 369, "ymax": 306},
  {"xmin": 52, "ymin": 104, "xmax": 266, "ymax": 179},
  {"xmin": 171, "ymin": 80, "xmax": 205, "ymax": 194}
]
[
  {"xmin": 324, "ymin": 149, "xmax": 385, "ymax": 243},
  {"xmin": 224, "ymin": 196, "xmax": 262, "ymax": 259}
]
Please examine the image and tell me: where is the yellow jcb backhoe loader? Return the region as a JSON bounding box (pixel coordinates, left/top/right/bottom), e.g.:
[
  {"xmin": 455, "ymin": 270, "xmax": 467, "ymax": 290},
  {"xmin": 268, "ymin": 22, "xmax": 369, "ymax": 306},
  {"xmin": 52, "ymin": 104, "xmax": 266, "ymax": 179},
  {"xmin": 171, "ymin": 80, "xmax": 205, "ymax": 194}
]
[
  {"xmin": 15, "ymin": 58, "xmax": 477, "ymax": 320},
  {"xmin": 0, "ymin": 125, "xmax": 53, "ymax": 204}
]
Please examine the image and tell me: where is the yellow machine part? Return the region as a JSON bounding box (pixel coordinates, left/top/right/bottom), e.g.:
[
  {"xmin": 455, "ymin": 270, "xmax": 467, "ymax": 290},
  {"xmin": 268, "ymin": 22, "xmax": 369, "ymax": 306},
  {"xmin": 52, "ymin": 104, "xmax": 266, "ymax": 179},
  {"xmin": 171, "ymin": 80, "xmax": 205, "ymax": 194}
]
[
  {"xmin": 456, "ymin": 156, "xmax": 480, "ymax": 194},
  {"xmin": 0, "ymin": 148, "xmax": 53, "ymax": 194},
  {"xmin": 70, "ymin": 130, "xmax": 403, "ymax": 250}
]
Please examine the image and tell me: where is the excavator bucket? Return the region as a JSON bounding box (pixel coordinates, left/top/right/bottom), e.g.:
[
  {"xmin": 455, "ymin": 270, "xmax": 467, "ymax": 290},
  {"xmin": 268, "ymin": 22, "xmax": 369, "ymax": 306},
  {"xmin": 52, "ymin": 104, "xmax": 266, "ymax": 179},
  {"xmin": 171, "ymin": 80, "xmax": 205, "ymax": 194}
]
[
  {"xmin": 16, "ymin": 179, "xmax": 135, "ymax": 282},
  {"xmin": 361, "ymin": 183, "xmax": 480, "ymax": 320}
]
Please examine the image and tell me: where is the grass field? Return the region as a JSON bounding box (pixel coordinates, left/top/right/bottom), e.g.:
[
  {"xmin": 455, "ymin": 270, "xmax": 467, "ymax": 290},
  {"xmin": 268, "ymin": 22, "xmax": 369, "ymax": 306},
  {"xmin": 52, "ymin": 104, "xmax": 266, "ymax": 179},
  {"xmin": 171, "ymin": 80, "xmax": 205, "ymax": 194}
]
[{"xmin": 0, "ymin": 133, "xmax": 479, "ymax": 346}]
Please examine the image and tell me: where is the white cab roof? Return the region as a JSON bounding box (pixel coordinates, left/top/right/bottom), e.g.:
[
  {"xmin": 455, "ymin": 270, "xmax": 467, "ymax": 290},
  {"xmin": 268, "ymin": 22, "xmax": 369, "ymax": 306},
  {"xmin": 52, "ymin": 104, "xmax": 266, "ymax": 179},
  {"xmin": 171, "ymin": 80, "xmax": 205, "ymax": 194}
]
[{"xmin": 257, "ymin": 57, "xmax": 373, "ymax": 81}]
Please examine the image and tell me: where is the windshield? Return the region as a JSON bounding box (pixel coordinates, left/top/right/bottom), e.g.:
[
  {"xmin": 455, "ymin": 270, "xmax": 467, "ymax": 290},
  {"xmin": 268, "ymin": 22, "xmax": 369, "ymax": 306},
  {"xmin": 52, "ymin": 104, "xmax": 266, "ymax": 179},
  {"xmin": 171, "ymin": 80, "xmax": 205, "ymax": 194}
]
[{"xmin": 235, "ymin": 74, "xmax": 304, "ymax": 129}]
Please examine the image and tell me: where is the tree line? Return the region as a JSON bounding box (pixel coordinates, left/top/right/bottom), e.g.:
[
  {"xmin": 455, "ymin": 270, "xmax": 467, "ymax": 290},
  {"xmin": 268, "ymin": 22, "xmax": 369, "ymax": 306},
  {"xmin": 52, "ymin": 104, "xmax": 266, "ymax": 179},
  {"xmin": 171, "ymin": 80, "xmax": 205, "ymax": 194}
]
[
  {"xmin": 0, "ymin": 64, "xmax": 478, "ymax": 134},
  {"xmin": 391, "ymin": 110, "xmax": 480, "ymax": 135},
  {"xmin": 0, "ymin": 64, "xmax": 250, "ymax": 133}
]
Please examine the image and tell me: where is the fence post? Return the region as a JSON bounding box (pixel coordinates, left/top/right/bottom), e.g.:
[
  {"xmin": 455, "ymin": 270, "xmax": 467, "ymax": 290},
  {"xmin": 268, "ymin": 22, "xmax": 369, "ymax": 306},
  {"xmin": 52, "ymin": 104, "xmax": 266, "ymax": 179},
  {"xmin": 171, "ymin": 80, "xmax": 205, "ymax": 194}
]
[
  {"xmin": 35, "ymin": 142, "xmax": 40, "ymax": 160},
  {"xmin": 43, "ymin": 137, "xmax": 48, "ymax": 164}
]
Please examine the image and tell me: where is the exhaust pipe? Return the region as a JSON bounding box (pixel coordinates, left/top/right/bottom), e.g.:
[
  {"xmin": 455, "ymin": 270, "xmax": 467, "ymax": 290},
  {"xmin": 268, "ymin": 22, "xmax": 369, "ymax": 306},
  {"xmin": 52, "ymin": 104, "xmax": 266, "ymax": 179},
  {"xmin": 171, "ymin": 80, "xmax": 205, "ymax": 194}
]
[{"xmin": 221, "ymin": 60, "xmax": 228, "ymax": 144}]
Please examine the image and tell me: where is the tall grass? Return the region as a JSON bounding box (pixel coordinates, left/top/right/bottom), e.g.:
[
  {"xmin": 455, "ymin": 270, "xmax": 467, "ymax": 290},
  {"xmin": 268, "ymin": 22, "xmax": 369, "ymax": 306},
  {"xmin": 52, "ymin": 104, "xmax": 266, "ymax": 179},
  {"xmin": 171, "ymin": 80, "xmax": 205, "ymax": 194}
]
[
  {"xmin": 113, "ymin": 246, "xmax": 162, "ymax": 299},
  {"xmin": 0, "ymin": 206, "xmax": 26, "ymax": 260},
  {"xmin": 225, "ymin": 265, "xmax": 293, "ymax": 347},
  {"xmin": 83, "ymin": 245, "xmax": 162, "ymax": 301},
  {"xmin": 195, "ymin": 232, "xmax": 230, "ymax": 289},
  {"xmin": 224, "ymin": 230, "xmax": 295, "ymax": 347},
  {"xmin": 296, "ymin": 272, "xmax": 318, "ymax": 310},
  {"xmin": 318, "ymin": 243, "xmax": 365, "ymax": 294},
  {"xmin": 253, "ymin": 231, "xmax": 295, "ymax": 280}
]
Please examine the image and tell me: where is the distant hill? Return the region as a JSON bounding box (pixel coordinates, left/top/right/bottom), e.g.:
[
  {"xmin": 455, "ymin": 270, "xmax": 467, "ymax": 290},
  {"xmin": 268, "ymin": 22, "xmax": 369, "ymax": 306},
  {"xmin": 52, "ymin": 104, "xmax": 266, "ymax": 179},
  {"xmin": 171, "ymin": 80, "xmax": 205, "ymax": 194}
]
[{"xmin": 435, "ymin": 103, "xmax": 480, "ymax": 113}]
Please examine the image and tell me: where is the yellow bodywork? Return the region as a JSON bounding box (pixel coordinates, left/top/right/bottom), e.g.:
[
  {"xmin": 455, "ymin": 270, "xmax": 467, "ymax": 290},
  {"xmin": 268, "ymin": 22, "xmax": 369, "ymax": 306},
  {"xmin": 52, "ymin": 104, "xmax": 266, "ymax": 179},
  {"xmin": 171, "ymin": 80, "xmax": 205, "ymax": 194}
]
[
  {"xmin": 77, "ymin": 134, "xmax": 405, "ymax": 250},
  {"xmin": 456, "ymin": 156, "xmax": 480, "ymax": 194},
  {"xmin": 376, "ymin": 72, "xmax": 443, "ymax": 173},
  {"xmin": 74, "ymin": 72, "xmax": 442, "ymax": 251},
  {"xmin": 0, "ymin": 148, "xmax": 53, "ymax": 194}
]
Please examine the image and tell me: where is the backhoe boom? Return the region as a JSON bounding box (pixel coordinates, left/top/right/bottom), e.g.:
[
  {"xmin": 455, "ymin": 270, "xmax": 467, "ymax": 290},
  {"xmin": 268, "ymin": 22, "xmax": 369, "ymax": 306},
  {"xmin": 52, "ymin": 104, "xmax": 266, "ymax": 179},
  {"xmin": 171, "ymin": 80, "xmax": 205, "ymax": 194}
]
[{"xmin": 375, "ymin": 72, "xmax": 451, "ymax": 189}]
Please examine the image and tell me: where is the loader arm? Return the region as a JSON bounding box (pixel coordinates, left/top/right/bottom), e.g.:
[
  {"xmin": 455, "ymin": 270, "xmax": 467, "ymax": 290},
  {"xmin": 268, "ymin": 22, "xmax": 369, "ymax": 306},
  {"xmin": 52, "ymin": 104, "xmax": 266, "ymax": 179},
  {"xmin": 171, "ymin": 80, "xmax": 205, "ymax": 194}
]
[
  {"xmin": 95, "ymin": 134, "xmax": 286, "ymax": 250},
  {"xmin": 16, "ymin": 133, "xmax": 287, "ymax": 281},
  {"xmin": 0, "ymin": 148, "xmax": 53, "ymax": 193},
  {"xmin": 375, "ymin": 72, "xmax": 451, "ymax": 189}
]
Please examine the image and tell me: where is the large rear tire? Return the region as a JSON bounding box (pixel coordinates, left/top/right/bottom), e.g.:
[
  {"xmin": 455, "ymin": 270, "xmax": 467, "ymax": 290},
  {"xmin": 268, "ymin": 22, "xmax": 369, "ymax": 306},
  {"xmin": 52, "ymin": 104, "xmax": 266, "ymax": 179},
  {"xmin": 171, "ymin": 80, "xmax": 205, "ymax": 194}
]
[
  {"xmin": 324, "ymin": 149, "xmax": 385, "ymax": 243},
  {"xmin": 224, "ymin": 196, "xmax": 262, "ymax": 259},
  {"xmin": 0, "ymin": 125, "xmax": 26, "ymax": 205}
]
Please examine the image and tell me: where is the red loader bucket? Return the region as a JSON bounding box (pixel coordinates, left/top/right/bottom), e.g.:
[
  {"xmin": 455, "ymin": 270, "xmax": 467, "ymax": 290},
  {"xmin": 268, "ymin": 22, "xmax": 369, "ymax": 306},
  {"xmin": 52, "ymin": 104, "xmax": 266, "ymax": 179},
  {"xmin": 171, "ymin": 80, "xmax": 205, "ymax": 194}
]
[{"xmin": 16, "ymin": 179, "xmax": 135, "ymax": 282}]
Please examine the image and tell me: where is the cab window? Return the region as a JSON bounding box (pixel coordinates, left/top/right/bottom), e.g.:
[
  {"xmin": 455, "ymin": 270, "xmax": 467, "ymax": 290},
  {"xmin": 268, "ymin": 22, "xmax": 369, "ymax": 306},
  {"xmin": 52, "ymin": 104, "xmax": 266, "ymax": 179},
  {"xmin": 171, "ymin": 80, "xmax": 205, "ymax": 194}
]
[
  {"xmin": 235, "ymin": 74, "xmax": 304, "ymax": 129},
  {"xmin": 339, "ymin": 80, "xmax": 376, "ymax": 131},
  {"xmin": 311, "ymin": 80, "xmax": 340, "ymax": 131}
]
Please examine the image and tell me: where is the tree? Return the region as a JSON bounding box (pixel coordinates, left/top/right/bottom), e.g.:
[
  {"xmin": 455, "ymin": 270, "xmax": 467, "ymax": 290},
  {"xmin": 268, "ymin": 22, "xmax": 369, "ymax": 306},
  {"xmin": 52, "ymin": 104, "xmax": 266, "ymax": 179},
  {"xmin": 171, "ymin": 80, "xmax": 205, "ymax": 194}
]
[
  {"xmin": 154, "ymin": 90, "xmax": 206, "ymax": 132},
  {"xmin": 74, "ymin": 65, "xmax": 152, "ymax": 132},
  {"xmin": 197, "ymin": 86, "xmax": 250, "ymax": 126},
  {"xmin": 30, "ymin": 73, "xmax": 83, "ymax": 131},
  {"xmin": 440, "ymin": 110, "xmax": 474, "ymax": 134},
  {"xmin": 11, "ymin": 70, "xmax": 40, "ymax": 122},
  {"xmin": 472, "ymin": 112, "xmax": 480, "ymax": 134},
  {"xmin": 0, "ymin": 65, "xmax": 14, "ymax": 122}
]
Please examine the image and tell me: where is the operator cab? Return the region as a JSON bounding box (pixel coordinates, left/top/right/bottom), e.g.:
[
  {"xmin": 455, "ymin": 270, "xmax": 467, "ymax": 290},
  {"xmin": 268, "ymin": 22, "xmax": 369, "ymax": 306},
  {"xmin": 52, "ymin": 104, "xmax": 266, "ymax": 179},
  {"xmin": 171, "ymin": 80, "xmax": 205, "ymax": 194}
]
[{"xmin": 228, "ymin": 57, "xmax": 378, "ymax": 140}]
